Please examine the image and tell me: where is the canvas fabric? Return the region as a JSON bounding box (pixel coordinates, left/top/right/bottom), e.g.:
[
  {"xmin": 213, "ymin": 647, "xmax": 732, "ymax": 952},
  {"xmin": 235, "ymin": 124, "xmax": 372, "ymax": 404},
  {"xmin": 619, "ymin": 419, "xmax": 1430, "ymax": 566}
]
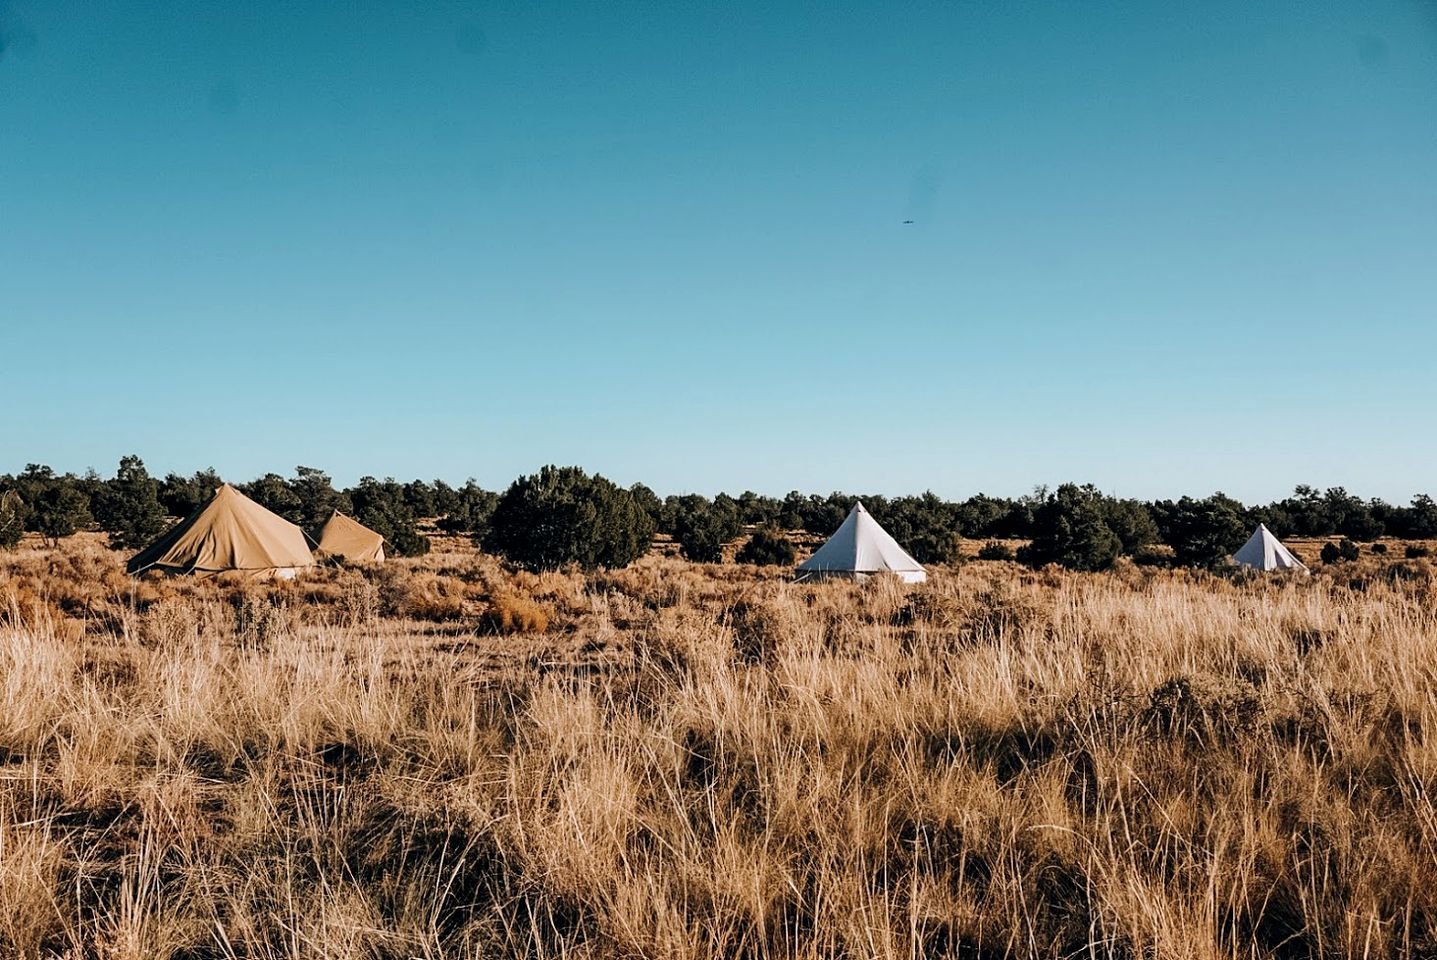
[
  {"xmin": 317, "ymin": 511, "xmax": 386, "ymax": 563},
  {"xmin": 128, "ymin": 484, "xmax": 316, "ymax": 576},
  {"xmin": 796, "ymin": 502, "xmax": 928, "ymax": 583},
  {"xmin": 1232, "ymin": 524, "xmax": 1308, "ymax": 572}
]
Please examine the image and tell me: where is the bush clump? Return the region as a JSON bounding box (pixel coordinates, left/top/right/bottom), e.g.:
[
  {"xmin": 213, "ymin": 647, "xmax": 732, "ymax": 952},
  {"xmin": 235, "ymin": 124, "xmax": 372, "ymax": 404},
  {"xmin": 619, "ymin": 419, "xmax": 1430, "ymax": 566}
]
[
  {"xmin": 735, "ymin": 527, "xmax": 797, "ymax": 567},
  {"xmin": 976, "ymin": 541, "xmax": 1015, "ymax": 562},
  {"xmin": 1164, "ymin": 494, "xmax": 1249, "ymax": 568},
  {"xmin": 485, "ymin": 466, "xmax": 655, "ymax": 572},
  {"xmin": 382, "ymin": 572, "xmax": 467, "ymax": 621},
  {"xmin": 1405, "ymin": 544, "xmax": 1430, "ymax": 559},
  {"xmin": 1019, "ymin": 484, "xmax": 1121, "ymax": 572},
  {"xmin": 1321, "ymin": 539, "xmax": 1360, "ymax": 565},
  {"xmin": 477, "ymin": 591, "xmax": 551, "ymax": 634},
  {"xmin": 670, "ymin": 494, "xmax": 742, "ymax": 563},
  {"xmin": 0, "ymin": 490, "xmax": 23, "ymax": 550}
]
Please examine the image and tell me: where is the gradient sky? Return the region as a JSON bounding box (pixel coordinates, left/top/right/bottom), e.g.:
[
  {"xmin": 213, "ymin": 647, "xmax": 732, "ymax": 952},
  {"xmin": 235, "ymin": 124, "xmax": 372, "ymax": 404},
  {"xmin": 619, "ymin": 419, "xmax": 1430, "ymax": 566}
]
[{"xmin": 2, "ymin": 0, "xmax": 1434, "ymax": 501}]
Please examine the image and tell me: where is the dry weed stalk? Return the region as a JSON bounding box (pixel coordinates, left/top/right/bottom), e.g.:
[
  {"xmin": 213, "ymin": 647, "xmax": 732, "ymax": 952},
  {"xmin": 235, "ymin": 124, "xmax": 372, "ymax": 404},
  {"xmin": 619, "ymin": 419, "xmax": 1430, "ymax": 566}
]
[{"xmin": 0, "ymin": 536, "xmax": 1433, "ymax": 957}]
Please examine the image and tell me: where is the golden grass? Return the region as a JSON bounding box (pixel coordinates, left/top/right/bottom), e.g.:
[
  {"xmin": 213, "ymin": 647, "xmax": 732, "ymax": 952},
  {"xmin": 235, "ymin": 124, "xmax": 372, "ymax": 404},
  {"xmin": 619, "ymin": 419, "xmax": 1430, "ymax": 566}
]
[{"xmin": 0, "ymin": 536, "xmax": 1435, "ymax": 958}]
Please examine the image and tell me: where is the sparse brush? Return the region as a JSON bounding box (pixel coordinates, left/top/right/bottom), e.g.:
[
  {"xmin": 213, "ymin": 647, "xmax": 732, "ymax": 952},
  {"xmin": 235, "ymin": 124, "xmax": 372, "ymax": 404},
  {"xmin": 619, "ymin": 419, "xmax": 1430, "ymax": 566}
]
[
  {"xmin": 477, "ymin": 590, "xmax": 551, "ymax": 634},
  {"xmin": 0, "ymin": 533, "xmax": 1435, "ymax": 958},
  {"xmin": 380, "ymin": 569, "xmax": 468, "ymax": 621}
]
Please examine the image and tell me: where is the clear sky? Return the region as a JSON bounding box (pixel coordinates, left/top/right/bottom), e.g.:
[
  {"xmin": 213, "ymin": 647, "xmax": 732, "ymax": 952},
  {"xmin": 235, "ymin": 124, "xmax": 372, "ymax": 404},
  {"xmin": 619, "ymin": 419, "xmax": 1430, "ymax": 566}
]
[{"xmin": 2, "ymin": 0, "xmax": 1434, "ymax": 502}]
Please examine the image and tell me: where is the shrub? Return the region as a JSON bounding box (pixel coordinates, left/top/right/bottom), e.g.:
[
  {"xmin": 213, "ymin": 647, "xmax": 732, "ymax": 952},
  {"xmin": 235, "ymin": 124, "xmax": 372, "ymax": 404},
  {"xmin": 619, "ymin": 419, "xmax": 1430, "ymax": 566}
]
[
  {"xmin": 735, "ymin": 527, "xmax": 796, "ymax": 566},
  {"xmin": 1102, "ymin": 498, "xmax": 1159, "ymax": 554},
  {"xmin": 0, "ymin": 490, "xmax": 23, "ymax": 550},
  {"xmin": 347, "ymin": 477, "xmax": 430, "ymax": 557},
  {"xmin": 477, "ymin": 591, "xmax": 551, "ymax": 634},
  {"xmin": 873, "ymin": 493, "xmax": 962, "ymax": 563},
  {"xmin": 976, "ymin": 541, "xmax": 1015, "ymax": 562},
  {"xmin": 232, "ymin": 592, "xmax": 291, "ymax": 652},
  {"xmin": 1141, "ymin": 675, "xmax": 1262, "ymax": 747},
  {"xmin": 1019, "ymin": 484, "xmax": 1121, "ymax": 572},
  {"xmin": 725, "ymin": 596, "xmax": 799, "ymax": 665},
  {"xmin": 485, "ymin": 466, "xmax": 655, "ymax": 571},
  {"xmin": 95, "ymin": 455, "xmax": 169, "ymax": 550},
  {"xmin": 1166, "ymin": 494, "xmax": 1248, "ymax": 568},
  {"xmin": 1371, "ymin": 543, "xmax": 1388, "ymax": 555},
  {"xmin": 382, "ymin": 572, "xmax": 467, "ymax": 621},
  {"xmin": 1405, "ymin": 544, "xmax": 1431, "ymax": 559},
  {"xmin": 1321, "ymin": 539, "xmax": 1360, "ymax": 564},
  {"xmin": 904, "ymin": 529, "xmax": 961, "ymax": 565},
  {"xmin": 436, "ymin": 481, "xmax": 499, "ymax": 537},
  {"xmin": 33, "ymin": 484, "xmax": 92, "ymax": 545},
  {"xmin": 671, "ymin": 494, "xmax": 742, "ymax": 563},
  {"xmin": 338, "ymin": 573, "xmax": 381, "ymax": 628},
  {"xmin": 159, "ymin": 468, "xmax": 223, "ymax": 518}
]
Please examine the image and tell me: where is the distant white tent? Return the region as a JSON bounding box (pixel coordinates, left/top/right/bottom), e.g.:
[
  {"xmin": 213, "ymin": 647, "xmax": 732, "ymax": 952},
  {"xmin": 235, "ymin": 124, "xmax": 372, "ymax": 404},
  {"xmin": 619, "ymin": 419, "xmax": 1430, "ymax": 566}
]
[
  {"xmin": 795, "ymin": 502, "xmax": 927, "ymax": 583},
  {"xmin": 1232, "ymin": 524, "xmax": 1308, "ymax": 572}
]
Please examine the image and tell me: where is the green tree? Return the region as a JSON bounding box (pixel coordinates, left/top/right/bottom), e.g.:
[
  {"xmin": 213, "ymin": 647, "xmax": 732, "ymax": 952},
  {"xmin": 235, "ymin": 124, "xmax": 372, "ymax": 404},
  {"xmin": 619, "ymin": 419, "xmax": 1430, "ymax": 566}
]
[
  {"xmin": 1102, "ymin": 499, "xmax": 1159, "ymax": 554},
  {"xmin": 735, "ymin": 526, "xmax": 796, "ymax": 566},
  {"xmin": 671, "ymin": 494, "xmax": 742, "ymax": 563},
  {"xmin": 403, "ymin": 479, "xmax": 438, "ymax": 518},
  {"xmin": 1322, "ymin": 487, "xmax": 1383, "ymax": 541},
  {"xmin": 436, "ymin": 480, "xmax": 499, "ymax": 538},
  {"xmin": 346, "ymin": 476, "xmax": 429, "ymax": 556},
  {"xmin": 485, "ymin": 465, "xmax": 654, "ymax": 571},
  {"xmin": 1321, "ymin": 538, "xmax": 1360, "ymax": 564},
  {"xmin": 240, "ymin": 473, "xmax": 303, "ymax": 523},
  {"xmin": 1167, "ymin": 494, "xmax": 1248, "ymax": 568},
  {"xmin": 956, "ymin": 494, "xmax": 1013, "ymax": 538},
  {"xmin": 1408, "ymin": 495, "xmax": 1437, "ymax": 538},
  {"xmin": 159, "ymin": 468, "xmax": 223, "ymax": 517},
  {"xmin": 34, "ymin": 484, "xmax": 92, "ymax": 545},
  {"xmin": 0, "ymin": 490, "xmax": 23, "ymax": 550},
  {"xmin": 628, "ymin": 483, "xmax": 663, "ymax": 529},
  {"xmin": 291, "ymin": 466, "xmax": 350, "ymax": 539},
  {"xmin": 877, "ymin": 493, "xmax": 962, "ymax": 564},
  {"xmin": 735, "ymin": 491, "xmax": 782, "ymax": 526},
  {"xmin": 1019, "ymin": 484, "xmax": 1121, "ymax": 572},
  {"xmin": 97, "ymin": 455, "xmax": 169, "ymax": 550}
]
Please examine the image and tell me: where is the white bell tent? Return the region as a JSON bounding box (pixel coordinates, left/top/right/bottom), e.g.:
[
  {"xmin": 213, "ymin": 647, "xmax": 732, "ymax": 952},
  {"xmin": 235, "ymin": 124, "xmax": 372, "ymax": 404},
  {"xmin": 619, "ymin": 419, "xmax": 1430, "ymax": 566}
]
[
  {"xmin": 795, "ymin": 502, "xmax": 927, "ymax": 583},
  {"xmin": 1232, "ymin": 524, "xmax": 1308, "ymax": 573}
]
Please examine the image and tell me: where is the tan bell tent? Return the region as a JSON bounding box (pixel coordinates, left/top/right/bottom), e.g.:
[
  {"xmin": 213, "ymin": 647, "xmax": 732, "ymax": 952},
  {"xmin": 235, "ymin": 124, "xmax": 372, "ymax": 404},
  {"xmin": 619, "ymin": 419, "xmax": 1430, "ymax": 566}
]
[
  {"xmin": 127, "ymin": 484, "xmax": 316, "ymax": 579},
  {"xmin": 316, "ymin": 510, "xmax": 386, "ymax": 563}
]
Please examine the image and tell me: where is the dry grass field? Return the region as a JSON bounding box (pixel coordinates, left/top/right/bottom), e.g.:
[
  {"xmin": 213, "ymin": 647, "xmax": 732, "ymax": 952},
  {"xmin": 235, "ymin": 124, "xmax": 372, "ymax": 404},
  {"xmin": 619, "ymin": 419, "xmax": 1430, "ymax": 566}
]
[{"xmin": 2, "ymin": 534, "xmax": 1436, "ymax": 959}]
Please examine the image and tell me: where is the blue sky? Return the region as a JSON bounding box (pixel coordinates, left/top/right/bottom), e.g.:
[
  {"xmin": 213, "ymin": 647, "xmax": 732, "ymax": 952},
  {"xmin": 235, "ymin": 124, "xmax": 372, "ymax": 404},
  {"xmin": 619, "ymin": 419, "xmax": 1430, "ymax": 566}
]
[{"xmin": 2, "ymin": 0, "xmax": 1434, "ymax": 501}]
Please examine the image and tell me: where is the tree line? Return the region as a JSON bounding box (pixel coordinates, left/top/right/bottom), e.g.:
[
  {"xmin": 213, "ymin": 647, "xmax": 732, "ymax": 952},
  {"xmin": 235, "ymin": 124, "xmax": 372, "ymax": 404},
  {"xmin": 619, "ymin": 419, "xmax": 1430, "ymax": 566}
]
[{"xmin": 2, "ymin": 459, "xmax": 1435, "ymax": 572}]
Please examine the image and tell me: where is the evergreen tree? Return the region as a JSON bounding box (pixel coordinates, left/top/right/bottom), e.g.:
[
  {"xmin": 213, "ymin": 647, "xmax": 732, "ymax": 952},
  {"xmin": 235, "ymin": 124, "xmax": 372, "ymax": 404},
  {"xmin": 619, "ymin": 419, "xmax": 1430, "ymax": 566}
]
[
  {"xmin": 671, "ymin": 494, "xmax": 742, "ymax": 563},
  {"xmin": 240, "ymin": 473, "xmax": 303, "ymax": 523},
  {"xmin": 485, "ymin": 465, "xmax": 654, "ymax": 571},
  {"xmin": 735, "ymin": 526, "xmax": 796, "ymax": 566},
  {"xmin": 346, "ymin": 476, "xmax": 429, "ymax": 556},
  {"xmin": 1167, "ymin": 494, "xmax": 1249, "ymax": 568},
  {"xmin": 1019, "ymin": 484, "xmax": 1121, "ymax": 571},
  {"xmin": 159, "ymin": 468, "xmax": 223, "ymax": 517},
  {"xmin": 97, "ymin": 455, "xmax": 169, "ymax": 550},
  {"xmin": 1408, "ymin": 495, "xmax": 1437, "ymax": 538},
  {"xmin": 34, "ymin": 484, "xmax": 92, "ymax": 545},
  {"xmin": 291, "ymin": 466, "xmax": 350, "ymax": 539},
  {"xmin": 0, "ymin": 490, "xmax": 23, "ymax": 550}
]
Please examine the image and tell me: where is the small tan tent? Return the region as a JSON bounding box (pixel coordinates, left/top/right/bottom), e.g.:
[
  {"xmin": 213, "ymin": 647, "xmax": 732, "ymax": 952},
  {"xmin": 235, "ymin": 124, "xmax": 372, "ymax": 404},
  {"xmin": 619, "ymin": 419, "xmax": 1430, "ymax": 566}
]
[
  {"xmin": 127, "ymin": 484, "xmax": 316, "ymax": 578},
  {"xmin": 316, "ymin": 511, "xmax": 386, "ymax": 563}
]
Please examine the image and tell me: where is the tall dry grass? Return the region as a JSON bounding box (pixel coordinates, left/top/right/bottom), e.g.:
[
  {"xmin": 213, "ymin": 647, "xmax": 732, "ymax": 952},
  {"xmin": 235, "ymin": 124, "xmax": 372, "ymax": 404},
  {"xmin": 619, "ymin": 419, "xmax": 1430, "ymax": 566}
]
[{"xmin": 0, "ymin": 537, "xmax": 1435, "ymax": 958}]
